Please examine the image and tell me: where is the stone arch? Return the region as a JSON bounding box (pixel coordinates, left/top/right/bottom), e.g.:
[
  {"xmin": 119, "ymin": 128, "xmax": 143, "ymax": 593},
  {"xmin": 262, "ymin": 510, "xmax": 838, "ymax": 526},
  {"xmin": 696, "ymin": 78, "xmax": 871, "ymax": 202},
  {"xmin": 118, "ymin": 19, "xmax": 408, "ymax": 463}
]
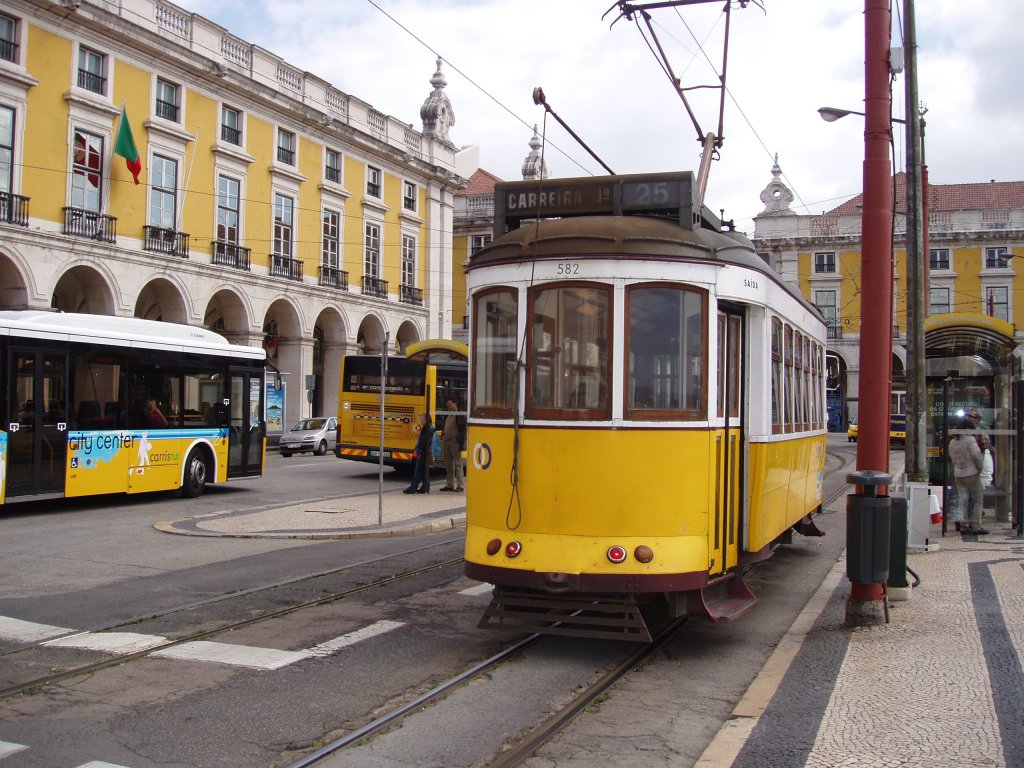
[
  {"xmin": 134, "ymin": 277, "xmax": 189, "ymax": 324},
  {"xmin": 395, "ymin": 319, "xmax": 422, "ymax": 353},
  {"xmin": 52, "ymin": 264, "xmax": 116, "ymax": 315},
  {"xmin": 203, "ymin": 288, "xmax": 255, "ymax": 343},
  {"xmin": 313, "ymin": 306, "xmax": 349, "ymax": 418},
  {"xmin": 355, "ymin": 313, "xmax": 387, "ymax": 354},
  {"xmin": 0, "ymin": 248, "xmax": 30, "ymax": 309},
  {"xmin": 263, "ymin": 298, "xmax": 305, "ymax": 422}
]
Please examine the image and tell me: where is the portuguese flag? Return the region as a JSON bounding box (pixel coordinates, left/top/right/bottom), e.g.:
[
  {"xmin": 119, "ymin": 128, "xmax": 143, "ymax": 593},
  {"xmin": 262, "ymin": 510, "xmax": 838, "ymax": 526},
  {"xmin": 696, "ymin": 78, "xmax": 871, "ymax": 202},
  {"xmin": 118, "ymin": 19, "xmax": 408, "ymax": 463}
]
[{"xmin": 114, "ymin": 105, "xmax": 142, "ymax": 185}]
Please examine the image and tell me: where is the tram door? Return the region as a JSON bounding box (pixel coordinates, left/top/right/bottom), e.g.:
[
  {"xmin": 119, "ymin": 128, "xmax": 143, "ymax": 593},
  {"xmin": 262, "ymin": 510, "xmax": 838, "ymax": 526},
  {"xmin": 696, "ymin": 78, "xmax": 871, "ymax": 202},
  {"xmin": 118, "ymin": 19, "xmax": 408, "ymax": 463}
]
[
  {"xmin": 226, "ymin": 368, "xmax": 264, "ymax": 478},
  {"xmin": 710, "ymin": 310, "xmax": 744, "ymax": 575},
  {"xmin": 5, "ymin": 349, "xmax": 68, "ymax": 498}
]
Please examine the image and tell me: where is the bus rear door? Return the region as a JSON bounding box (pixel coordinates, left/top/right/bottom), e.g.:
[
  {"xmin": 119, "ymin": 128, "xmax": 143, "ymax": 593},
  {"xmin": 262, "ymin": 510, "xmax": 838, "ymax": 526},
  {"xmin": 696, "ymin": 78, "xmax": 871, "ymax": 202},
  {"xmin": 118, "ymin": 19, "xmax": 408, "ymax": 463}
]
[{"xmin": 226, "ymin": 367, "xmax": 264, "ymax": 478}]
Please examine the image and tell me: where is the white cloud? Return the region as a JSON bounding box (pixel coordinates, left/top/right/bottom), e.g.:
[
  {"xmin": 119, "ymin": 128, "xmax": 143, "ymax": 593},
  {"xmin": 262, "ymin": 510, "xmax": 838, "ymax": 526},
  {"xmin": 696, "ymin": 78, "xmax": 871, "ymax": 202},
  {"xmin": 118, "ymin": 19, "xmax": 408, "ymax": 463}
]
[{"xmin": 187, "ymin": 0, "xmax": 1024, "ymax": 233}]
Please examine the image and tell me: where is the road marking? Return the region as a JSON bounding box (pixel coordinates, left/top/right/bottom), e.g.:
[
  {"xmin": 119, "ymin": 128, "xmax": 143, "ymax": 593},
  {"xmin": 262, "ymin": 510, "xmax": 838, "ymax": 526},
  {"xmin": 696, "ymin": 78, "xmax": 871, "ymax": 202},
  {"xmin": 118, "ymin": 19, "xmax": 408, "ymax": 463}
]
[
  {"xmin": 0, "ymin": 615, "xmax": 73, "ymax": 642},
  {"xmin": 44, "ymin": 632, "xmax": 168, "ymax": 654},
  {"xmin": 0, "ymin": 741, "xmax": 27, "ymax": 758},
  {"xmin": 306, "ymin": 620, "xmax": 404, "ymax": 657},
  {"xmin": 77, "ymin": 762, "xmax": 133, "ymax": 767},
  {"xmin": 459, "ymin": 582, "xmax": 493, "ymax": 597},
  {"xmin": 152, "ymin": 641, "xmax": 311, "ymax": 670}
]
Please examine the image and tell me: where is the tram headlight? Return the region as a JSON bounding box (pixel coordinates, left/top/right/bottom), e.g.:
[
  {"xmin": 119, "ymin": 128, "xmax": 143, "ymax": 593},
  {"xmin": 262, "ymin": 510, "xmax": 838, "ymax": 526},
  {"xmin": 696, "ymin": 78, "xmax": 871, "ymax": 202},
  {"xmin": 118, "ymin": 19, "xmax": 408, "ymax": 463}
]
[
  {"xmin": 486, "ymin": 538, "xmax": 502, "ymax": 556},
  {"xmin": 505, "ymin": 540, "xmax": 522, "ymax": 558},
  {"xmin": 607, "ymin": 545, "xmax": 627, "ymax": 564},
  {"xmin": 634, "ymin": 545, "xmax": 654, "ymax": 563}
]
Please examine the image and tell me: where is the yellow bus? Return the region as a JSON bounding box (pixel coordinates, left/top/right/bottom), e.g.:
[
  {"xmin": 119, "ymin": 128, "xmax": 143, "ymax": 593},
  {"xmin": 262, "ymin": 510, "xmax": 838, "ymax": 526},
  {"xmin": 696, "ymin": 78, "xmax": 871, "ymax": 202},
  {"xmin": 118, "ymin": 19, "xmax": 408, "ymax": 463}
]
[
  {"xmin": 0, "ymin": 311, "xmax": 269, "ymax": 505},
  {"xmin": 335, "ymin": 339, "xmax": 467, "ymax": 470}
]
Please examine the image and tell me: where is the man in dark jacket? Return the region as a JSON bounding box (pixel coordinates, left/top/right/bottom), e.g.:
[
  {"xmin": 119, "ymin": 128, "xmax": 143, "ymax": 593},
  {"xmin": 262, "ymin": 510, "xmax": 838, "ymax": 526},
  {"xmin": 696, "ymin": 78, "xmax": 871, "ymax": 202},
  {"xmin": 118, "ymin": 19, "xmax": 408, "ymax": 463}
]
[{"xmin": 439, "ymin": 397, "xmax": 465, "ymax": 492}]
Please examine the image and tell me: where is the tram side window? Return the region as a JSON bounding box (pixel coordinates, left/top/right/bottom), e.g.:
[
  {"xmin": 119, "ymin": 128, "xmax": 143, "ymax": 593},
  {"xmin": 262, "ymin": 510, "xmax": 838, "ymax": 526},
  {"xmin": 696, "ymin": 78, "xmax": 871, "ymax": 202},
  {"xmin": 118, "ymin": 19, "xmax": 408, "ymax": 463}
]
[
  {"xmin": 472, "ymin": 288, "xmax": 518, "ymax": 417},
  {"xmin": 69, "ymin": 348, "xmax": 127, "ymax": 430},
  {"xmin": 771, "ymin": 319, "xmax": 783, "ymax": 434},
  {"xmin": 529, "ymin": 283, "xmax": 611, "ymax": 419},
  {"xmin": 784, "ymin": 325, "xmax": 795, "ymax": 432},
  {"xmin": 626, "ymin": 284, "xmax": 706, "ymax": 419}
]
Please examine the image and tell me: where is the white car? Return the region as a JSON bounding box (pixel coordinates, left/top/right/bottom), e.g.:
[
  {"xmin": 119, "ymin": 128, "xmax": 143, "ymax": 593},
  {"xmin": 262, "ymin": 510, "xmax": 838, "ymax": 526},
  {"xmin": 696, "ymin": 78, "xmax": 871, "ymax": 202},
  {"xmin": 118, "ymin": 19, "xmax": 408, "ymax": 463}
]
[{"xmin": 278, "ymin": 417, "xmax": 337, "ymax": 457}]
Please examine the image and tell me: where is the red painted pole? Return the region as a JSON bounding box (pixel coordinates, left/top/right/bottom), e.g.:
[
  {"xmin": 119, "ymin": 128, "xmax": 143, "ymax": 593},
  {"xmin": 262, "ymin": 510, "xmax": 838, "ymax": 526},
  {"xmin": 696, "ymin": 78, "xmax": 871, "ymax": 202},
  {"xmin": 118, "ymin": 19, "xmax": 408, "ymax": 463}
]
[
  {"xmin": 849, "ymin": 0, "xmax": 894, "ymax": 606},
  {"xmin": 856, "ymin": 0, "xmax": 893, "ymax": 480}
]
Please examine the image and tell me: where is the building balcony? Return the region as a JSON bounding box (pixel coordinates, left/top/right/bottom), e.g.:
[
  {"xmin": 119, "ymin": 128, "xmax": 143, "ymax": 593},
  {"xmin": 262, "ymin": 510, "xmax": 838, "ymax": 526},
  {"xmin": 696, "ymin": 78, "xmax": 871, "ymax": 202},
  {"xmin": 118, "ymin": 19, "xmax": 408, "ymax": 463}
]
[
  {"xmin": 270, "ymin": 253, "xmax": 302, "ymax": 281},
  {"xmin": 361, "ymin": 275, "xmax": 388, "ymax": 299},
  {"xmin": 77, "ymin": 68, "xmax": 105, "ymax": 94},
  {"xmin": 0, "ymin": 191, "xmax": 29, "ymax": 226},
  {"xmin": 155, "ymin": 99, "xmax": 179, "ymax": 122},
  {"xmin": 399, "ymin": 284, "xmax": 423, "ymax": 306},
  {"xmin": 212, "ymin": 240, "xmax": 251, "ymax": 270},
  {"xmin": 143, "ymin": 225, "xmax": 189, "ymax": 257},
  {"xmin": 220, "ymin": 124, "xmax": 241, "ymax": 145},
  {"xmin": 0, "ymin": 39, "xmax": 18, "ymax": 63},
  {"xmin": 826, "ymin": 322, "xmax": 842, "ymax": 340},
  {"xmin": 63, "ymin": 207, "xmax": 116, "ymax": 243},
  {"xmin": 319, "ymin": 265, "xmax": 349, "ymax": 290}
]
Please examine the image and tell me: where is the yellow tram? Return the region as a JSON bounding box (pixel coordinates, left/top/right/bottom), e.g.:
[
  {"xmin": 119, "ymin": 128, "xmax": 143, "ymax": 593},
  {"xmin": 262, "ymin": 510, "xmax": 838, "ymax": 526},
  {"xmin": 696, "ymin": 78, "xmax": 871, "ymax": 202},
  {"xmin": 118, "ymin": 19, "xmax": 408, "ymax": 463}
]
[{"xmin": 463, "ymin": 173, "xmax": 828, "ymax": 640}]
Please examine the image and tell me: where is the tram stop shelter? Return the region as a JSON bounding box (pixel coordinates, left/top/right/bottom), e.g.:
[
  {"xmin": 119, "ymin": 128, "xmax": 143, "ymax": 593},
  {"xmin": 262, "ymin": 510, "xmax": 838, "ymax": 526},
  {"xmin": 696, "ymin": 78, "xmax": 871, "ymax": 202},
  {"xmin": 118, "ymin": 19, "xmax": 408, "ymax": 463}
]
[{"xmin": 924, "ymin": 313, "xmax": 1023, "ymax": 534}]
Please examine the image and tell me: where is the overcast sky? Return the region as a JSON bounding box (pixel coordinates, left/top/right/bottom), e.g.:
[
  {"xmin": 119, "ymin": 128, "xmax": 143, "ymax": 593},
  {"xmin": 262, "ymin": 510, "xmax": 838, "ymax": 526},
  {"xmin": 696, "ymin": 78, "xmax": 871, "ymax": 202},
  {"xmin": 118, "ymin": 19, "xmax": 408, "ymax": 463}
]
[{"xmin": 186, "ymin": 0, "xmax": 1024, "ymax": 234}]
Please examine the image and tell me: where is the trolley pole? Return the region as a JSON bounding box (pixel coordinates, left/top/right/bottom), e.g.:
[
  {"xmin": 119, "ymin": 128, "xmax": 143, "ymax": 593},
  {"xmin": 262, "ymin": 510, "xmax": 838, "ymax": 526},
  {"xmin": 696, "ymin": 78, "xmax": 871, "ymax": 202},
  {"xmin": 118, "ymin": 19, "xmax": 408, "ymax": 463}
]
[{"xmin": 847, "ymin": 0, "xmax": 894, "ymax": 626}]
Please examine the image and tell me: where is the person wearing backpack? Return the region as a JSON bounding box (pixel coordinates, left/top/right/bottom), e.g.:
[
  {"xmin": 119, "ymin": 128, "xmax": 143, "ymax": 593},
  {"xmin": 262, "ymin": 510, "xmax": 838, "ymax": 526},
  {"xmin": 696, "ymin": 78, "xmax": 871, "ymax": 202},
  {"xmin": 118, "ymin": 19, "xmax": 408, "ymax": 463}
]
[{"xmin": 404, "ymin": 413, "xmax": 435, "ymax": 494}]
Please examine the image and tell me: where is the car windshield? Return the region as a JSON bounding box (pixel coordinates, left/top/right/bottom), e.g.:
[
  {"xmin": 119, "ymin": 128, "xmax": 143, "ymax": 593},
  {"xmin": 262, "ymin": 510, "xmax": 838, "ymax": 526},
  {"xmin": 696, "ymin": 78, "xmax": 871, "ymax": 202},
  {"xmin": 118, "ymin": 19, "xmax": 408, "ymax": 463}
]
[{"xmin": 292, "ymin": 419, "xmax": 325, "ymax": 431}]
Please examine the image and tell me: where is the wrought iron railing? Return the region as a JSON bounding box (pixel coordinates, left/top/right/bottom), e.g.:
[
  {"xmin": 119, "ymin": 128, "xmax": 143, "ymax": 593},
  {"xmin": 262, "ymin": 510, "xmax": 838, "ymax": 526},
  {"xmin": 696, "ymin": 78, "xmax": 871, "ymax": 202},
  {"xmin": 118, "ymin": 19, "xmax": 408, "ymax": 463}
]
[
  {"xmin": 220, "ymin": 124, "xmax": 241, "ymax": 145},
  {"xmin": 0, "ymin": 191, "xmax": 29, "ymax": 226},
  {"xmin": 143, "ymin": 225, "xmax": 189, "ymax": 257},
  {"xmin": 399, "ymin": 284, "xmax": 423, "ymax": 305},
  {"xmin": 361, "ymin": 275, "xmax": 388, "ymax": 299},
  {"xmin": 270, "ymin": 253, "xmax": 302, "ymax": 281},
  {"xmin": 63, "ymin": 207, "xmax": 116, "ymax": 242},
  {"xmin": 212, "ymin": 240, "xmax": 251, "ymax": 270},
  {"xmin": 0, "ymin": 38, "xmax": 17, "ymax": 63},
  {"xmin": 319, "ymin": 265, "xmax": 349, "ymax": 290},
  {"xmin": 77, "ymin": 69, "xmax": 105, "ymax": 94},
  {"xmin": 155, "ymin": 98, "xmax": 179, "ymax": 122}
]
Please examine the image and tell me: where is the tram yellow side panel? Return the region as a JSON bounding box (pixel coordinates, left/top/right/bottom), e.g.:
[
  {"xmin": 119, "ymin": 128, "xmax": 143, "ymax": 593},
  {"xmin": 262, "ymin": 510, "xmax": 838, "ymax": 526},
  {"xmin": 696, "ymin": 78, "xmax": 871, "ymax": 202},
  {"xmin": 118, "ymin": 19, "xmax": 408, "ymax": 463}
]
[
  {"xmin": 466, "ymin": 425, "xmax": 715, "ymax": 576},
  {"xmin": 746, "ymin": 435, "xmax": 826, "ymax": 552}
]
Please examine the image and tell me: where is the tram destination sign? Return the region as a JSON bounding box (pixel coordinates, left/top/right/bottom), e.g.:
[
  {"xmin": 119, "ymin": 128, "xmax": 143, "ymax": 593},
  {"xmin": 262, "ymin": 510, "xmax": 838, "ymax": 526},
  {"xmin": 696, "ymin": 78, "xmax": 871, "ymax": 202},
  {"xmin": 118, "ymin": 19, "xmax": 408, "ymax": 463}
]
[{"xmin": 493, "ymin": 172, "xmax": 699, "ymax": 235}]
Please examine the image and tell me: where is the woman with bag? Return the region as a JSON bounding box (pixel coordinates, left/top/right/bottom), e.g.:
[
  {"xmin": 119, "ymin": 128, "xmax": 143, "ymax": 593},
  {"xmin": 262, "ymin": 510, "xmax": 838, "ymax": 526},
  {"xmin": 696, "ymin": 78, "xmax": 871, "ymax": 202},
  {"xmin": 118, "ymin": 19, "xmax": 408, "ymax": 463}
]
[
  {"xmin": 404, "ymin": 413, "xmax": 435, "ymax": 494},
  {"xmin": 948, "ymin": 418, "xmax": 987, "ymax": 535}
]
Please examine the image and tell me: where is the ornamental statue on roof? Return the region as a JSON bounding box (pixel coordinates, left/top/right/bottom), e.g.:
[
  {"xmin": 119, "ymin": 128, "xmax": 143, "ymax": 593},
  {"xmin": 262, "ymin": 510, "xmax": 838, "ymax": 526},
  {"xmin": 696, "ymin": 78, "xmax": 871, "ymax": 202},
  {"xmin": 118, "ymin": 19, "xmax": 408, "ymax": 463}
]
[
  {"xmin": 420, "ymin": 57, "xmax": 455, "ymax": 143},
  {"xmin": 759, "ymin": 154, "xmax": 795, "ymax": 215},
  {"xmin": 521, "ymin": 125, "xmax": 548, "ymax": 181}
]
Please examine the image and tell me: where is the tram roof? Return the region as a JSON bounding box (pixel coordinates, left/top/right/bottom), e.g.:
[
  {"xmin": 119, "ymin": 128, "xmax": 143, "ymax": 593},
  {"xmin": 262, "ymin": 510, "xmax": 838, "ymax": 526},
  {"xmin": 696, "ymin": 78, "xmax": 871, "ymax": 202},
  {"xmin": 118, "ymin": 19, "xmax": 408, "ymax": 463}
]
[
  {"xmin": 0, "ymin": 310, "xmax": 265, "ymax": 360},
  {"xmin": 466, "ymin": 214, "xmax": 818, "ymax": 315}
]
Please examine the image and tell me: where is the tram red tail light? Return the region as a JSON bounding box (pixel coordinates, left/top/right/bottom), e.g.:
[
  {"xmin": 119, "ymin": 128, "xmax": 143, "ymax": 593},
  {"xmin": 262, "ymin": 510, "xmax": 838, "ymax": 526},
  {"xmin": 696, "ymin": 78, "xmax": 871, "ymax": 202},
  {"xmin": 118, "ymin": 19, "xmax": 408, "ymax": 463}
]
[
  {"xmin": 486, "ymin": 539, "xmax": 502, "ymax": 556},
  {"xmin": 505, "ymin": 541, "xmax": 522, "ymax": 558},
  {"xmin": 634, "ymin": 545, "xmax": 654, "ymax": 563},
  {"xmin": 607, "ymin": 545, "xmax": 627, "ymax": 564}
]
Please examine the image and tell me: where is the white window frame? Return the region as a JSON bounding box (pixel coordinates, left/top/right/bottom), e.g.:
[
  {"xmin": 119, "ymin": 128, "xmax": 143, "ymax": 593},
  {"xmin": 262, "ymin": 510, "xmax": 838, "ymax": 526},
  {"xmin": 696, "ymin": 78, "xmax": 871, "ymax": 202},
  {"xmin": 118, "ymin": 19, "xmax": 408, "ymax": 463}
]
[
  {"xmin": 928, "ymin": 286, "xmax": 950, "ymax": 316},
  {"xmin": 401, "ymin": 232, "xmax": 416, "ymax": 286},
  {"xmin": 77, "ymin": 45, "xmax": 107, "ymax": 96},
  {"xmin": 277, "ymin": 128, "xmax": 296, "ymax": 166},
  {"xmin": 216, "ymin": 173, "xmax": 241, "ymax": 245},
  {"xmin": 273, "ymin": 192, "xmax": 295, "ymax": 258},
  {"xmin": 402, "ymin": 180, "xmax": 416, "ymax": 212},
  {"xmin": 148, "ymin": 154, "xmax": 178, "ymax": 229},
  {"xmin": 364, "ymin": 220, "xmax": 381, "ymax": 278},
  {"xmin": 984, "ymin": 285, "xmax": 1010, "ymax": 322},
  {"xmin": 322, "ymin": 207, "xmax": 340, "ymax": 268},
  {"xmin": 366, "ymin": 165, "xmax": 381, "ymax": 198},
  {"xmin": 929, "ymin": 248, "xmax": 951, "ymax": 271},
  {"xmin": 155, "ymin": 77, "xmax": 180, "ymax": 123},
  {"xmin": 813, "ymin": 251, "xmax": 836, "ymax": 274},
  {"xmin": 220, "ymin": 104, "xmax": 243, "ymax": 146}
]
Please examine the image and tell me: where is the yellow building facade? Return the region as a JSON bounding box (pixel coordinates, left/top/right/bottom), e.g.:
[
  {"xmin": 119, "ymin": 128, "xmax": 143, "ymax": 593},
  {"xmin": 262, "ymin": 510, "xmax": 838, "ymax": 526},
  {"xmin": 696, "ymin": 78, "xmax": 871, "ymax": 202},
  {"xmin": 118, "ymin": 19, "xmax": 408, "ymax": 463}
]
[{"xmin": 0, "ymin": 0, "xmax": 464, "ymax": 426}]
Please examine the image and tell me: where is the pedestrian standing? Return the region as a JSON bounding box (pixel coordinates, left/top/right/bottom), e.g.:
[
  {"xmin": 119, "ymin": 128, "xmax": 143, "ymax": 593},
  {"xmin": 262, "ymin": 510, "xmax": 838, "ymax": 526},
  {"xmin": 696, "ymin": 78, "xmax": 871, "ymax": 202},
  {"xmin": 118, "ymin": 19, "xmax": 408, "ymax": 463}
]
[
  {"xmin": 403, "ymin": 413, "xmax": 434, "ymax": 494},
  {"xmin": 439, "ymin": 397, "xmax": 466, "ymax": 492},
  {"xmin": 947, "ymin": 418, "xmax": 988, "ymax": 535}
]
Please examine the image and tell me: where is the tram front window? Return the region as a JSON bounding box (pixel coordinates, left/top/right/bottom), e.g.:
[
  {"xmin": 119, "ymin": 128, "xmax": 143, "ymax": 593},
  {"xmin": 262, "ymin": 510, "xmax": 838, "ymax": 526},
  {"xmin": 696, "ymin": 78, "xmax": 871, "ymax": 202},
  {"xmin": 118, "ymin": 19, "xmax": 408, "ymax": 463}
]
[
  {"xmin": 472, "ymin": 288, "xmax": 518, "ymax": 417},
  {"xmin": 528, "ymin": 284, "xmax": 611, "ymax": 419},
  {"xmin": 626, "ymin": 284, "xmax": 706, "ymax": 419}
]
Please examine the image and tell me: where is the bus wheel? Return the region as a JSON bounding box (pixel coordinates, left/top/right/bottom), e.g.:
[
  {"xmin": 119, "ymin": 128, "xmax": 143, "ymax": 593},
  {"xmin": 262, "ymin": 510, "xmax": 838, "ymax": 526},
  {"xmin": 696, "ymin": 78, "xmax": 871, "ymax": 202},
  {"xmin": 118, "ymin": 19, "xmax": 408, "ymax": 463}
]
[{"xmin": 182, "ymin": 448, "xmax": 209, "ymax": 498}]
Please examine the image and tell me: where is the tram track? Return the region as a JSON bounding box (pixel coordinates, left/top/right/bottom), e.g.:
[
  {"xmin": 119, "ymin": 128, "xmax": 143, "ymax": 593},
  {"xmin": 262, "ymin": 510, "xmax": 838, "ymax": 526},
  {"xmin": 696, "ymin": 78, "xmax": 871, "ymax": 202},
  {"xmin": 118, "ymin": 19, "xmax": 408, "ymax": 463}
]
[{"xmin": 0, "ymin": 546, "xmax": 465, "ymax": 700}]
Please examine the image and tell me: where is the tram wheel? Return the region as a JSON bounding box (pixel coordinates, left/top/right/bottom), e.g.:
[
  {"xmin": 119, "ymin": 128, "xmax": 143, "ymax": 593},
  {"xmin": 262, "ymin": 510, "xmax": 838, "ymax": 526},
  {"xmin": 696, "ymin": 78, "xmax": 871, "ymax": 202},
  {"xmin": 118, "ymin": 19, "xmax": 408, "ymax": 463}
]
[{"xmin": 181, "ymin": 448, "xmax": 209, "ymax": 498}]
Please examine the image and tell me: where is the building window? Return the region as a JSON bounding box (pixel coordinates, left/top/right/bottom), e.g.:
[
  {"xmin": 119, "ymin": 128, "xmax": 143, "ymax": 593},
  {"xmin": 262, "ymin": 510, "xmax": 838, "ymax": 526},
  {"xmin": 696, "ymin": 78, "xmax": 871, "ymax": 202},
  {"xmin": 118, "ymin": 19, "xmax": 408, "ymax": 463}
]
[
  {"xmin": 71, "ymin": 129, "xmax": 103, "ymax": 212},
  {"xmin": 929, "ymin": 248, "xmax": 950, "ymax": 271},
  {"xmin": 78, "ymin": 47, "xmax": 106, "ymax": 95},
  {"xmin": 0, "ymin": 13, "xmax": 18, "ymax": 64},
  {"xmin": 221, "ymin": 105, "xmax": 242, "ymax": 145},
  {"xmin": 814, "ymin": 251, "xmax": 836, "ymax": 274},
  {"xmin": 273, "ymin": 193, "xmax": 294, "ymax": 257},
  {"xmin": 471, "ymin": 234, "xmax": 492, "ymax": 255},
  {"xmin": 985, "ymin": 285, "xmax": 1009, "ymax": 322},
  {"xmin": 985, "ymin": 246, "xmax": 1009, "ymax": 269},
  {"xmin": 364, "ymin": 222, "xmax": 380, "ymax": 277},
  {"xmin": 322, "ymin": 208, "xmax": 340, "ymax": 267},
  {"xmin": 217, "ymin": 175, "xmax": 240, "ymax": 244},
  {"xmin": 366, "ymin": 165, "xmax": 381, "ymax": 197},
  {"xmin": 814, "ymin": 289, "xmax": 838, "ymax": 338},
  {"xmin": 0, "ymin": 105, "xmax": 13, "ymax": 194},
  {"xmin": 277, "ymin": 129, "xmax": 295, "ymax": 165},
  {"xmin": 149, "ymin": 155, "xmax": 177, "ymax": 229},
  {"xmin": 155, "ymin": 78, "xmax": 180, "ymax": 122},
  {"xmin": 403, "ymin": 181, "xmax": 416, "ymax": 211},
  {"xmin": 325, "ymin": 149, "xmax": 341, "ymax": 183},
  {"xmin": 928, "ymin": 287, "xmax": 950, "ymax": 316},
  {"xmin": 401, "ymin": 234, "xmax": 415, "ymax": 285}
]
